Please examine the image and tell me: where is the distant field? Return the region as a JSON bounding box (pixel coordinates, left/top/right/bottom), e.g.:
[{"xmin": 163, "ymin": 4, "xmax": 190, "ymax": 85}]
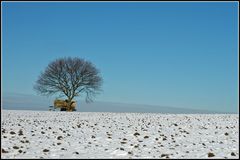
[
  {"xmin": 1, "ymin": 110, "xmax": 239, "ymax": 159},
  {"xmin": 3, "ymin": 93, "xmax": 236, "ymax": 114}
]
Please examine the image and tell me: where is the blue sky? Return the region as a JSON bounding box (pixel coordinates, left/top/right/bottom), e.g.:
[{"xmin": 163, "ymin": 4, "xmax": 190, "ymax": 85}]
[{"xmin": 2, "ymin": 2, "xmax": 239, "ymax": 113}]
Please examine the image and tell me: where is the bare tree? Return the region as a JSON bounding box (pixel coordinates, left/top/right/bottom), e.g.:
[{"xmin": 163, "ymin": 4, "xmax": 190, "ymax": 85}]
[{"xmin": 34, "ymin": 57, "xmax": 103, "ymax": 109}]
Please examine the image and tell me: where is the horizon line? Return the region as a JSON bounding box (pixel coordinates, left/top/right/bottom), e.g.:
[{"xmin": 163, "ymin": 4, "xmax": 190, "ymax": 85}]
[{"xmin": 2, "ymin": 91, "xmax": 238, "ymax": 114}]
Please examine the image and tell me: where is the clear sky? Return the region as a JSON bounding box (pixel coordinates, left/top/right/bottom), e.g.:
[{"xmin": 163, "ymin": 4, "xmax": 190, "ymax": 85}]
[{"xmin": 2, "ymin": 2, "xmax": 239, "ymax": 113}]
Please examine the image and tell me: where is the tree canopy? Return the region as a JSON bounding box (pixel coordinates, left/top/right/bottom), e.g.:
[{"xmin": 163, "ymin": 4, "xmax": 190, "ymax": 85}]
[{"xmin": 34, "ymin": 57, "xmax": 103, "ymax": 103}]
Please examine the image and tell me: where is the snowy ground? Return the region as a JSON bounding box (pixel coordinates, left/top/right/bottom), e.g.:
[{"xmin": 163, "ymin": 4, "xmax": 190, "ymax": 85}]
[{"xmin": 1, "ymin": 110, "xmax": 239, "ymax": 159}]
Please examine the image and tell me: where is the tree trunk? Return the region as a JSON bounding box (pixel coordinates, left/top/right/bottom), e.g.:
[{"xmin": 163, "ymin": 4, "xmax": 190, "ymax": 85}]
[{"xmin": 67, "ymin": 98, "xmax": 73, "ymax": 111}]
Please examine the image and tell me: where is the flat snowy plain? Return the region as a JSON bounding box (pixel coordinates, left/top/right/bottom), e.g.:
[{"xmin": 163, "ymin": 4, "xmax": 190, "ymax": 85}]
[{"xmin": 1, "ymin": 110, "xmax": 239, "ymax": 159}]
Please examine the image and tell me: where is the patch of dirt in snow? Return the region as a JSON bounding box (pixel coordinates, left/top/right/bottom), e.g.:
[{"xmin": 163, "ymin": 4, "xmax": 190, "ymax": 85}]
[{"xmin": 1, "ymin": 110, "xmax": 239, "ymax": 159}]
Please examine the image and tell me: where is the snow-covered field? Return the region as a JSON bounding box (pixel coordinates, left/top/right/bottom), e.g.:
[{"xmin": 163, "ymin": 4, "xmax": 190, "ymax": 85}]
[{"xmin": 1, "ymin": 110, "xmax": 239, "ymax": 159}]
